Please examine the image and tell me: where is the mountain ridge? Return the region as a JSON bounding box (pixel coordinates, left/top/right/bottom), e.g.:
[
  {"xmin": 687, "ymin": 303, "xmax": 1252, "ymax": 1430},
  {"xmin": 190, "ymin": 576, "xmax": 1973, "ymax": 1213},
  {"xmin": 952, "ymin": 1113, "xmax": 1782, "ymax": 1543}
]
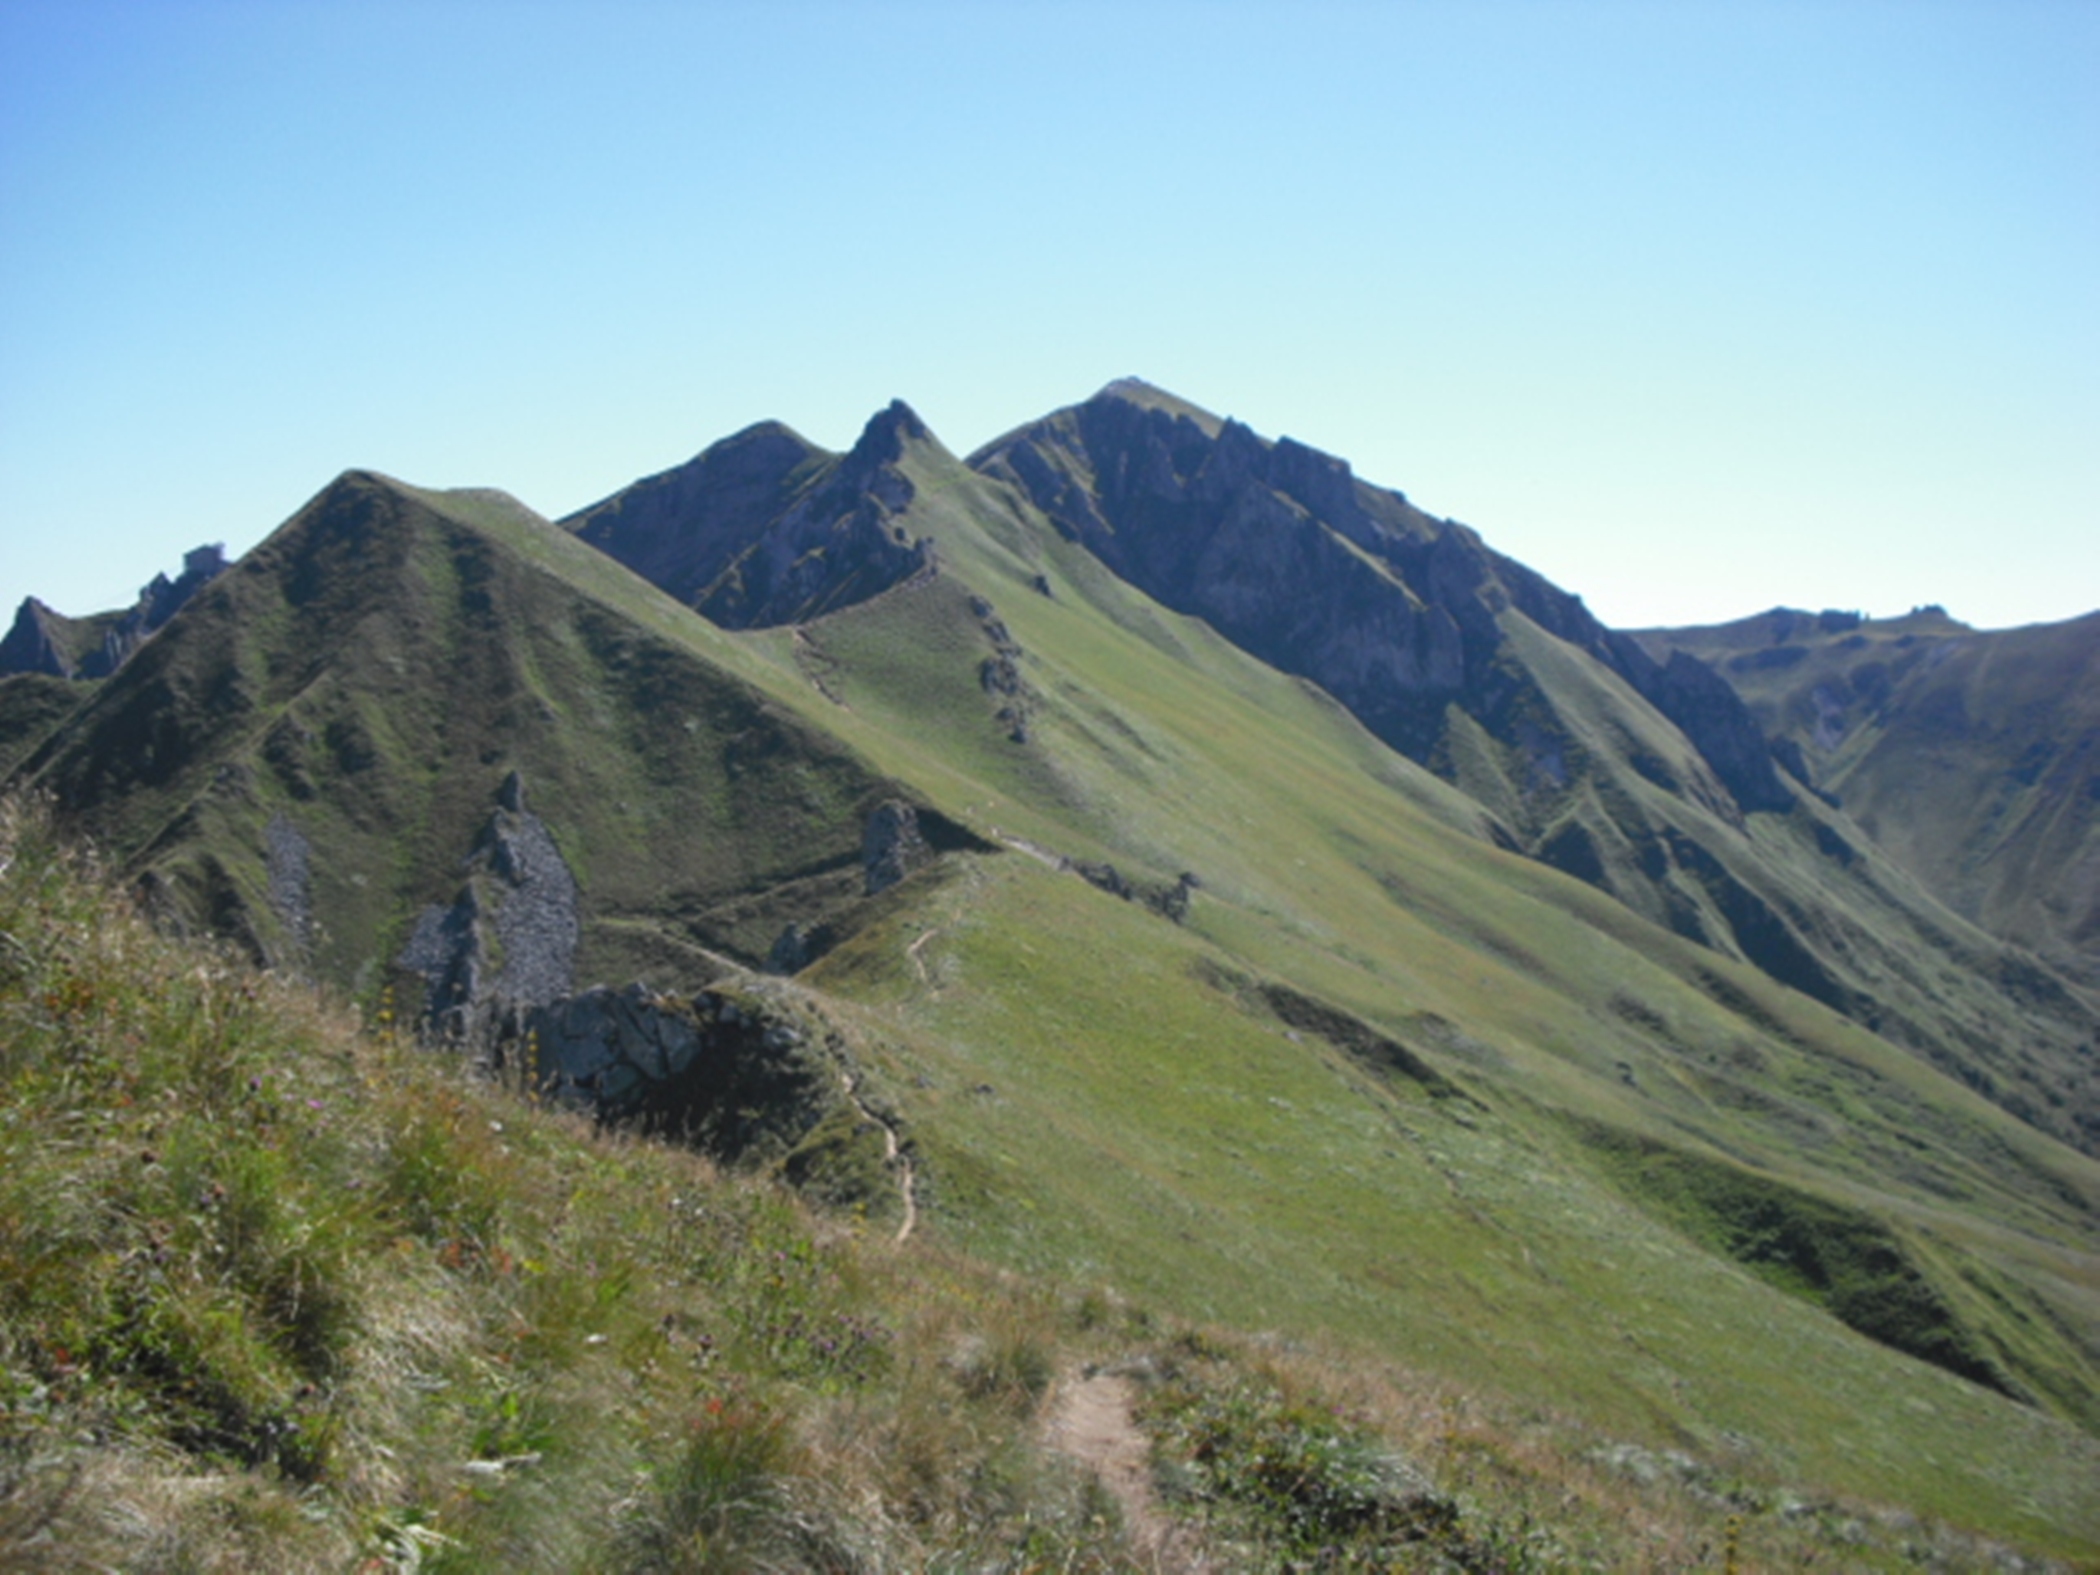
[
  {"xmin": 6, "ymin": 382, "xmax": 2100, "ymax": 1557},
  {"xmin": 0, "ymin": 542, "xmax": 227, "ymax": 681},
  {"xmin": 558, "ymin": 400, "xmax": 942, "ymax": 630}
]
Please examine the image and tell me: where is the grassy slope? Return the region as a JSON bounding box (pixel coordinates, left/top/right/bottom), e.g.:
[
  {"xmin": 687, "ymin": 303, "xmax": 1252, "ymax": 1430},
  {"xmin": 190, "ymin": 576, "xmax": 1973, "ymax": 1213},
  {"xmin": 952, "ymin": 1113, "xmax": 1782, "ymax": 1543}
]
[
  {"xmin": 0, "ymin": 673, "xmax": 90, "ymax": 778},
  {"xmin": 1449, "ymin": 616, "xmax": 2100, "ymax": 1155},
  {"xmin": 640, "ymin": 442, "xmax": 2100, "ymax": 1550},
  {"xmin": 4, "ymin": 475, "xmax": 909, "ymax": 1001},
  {"xmin": 9, "ymin": 450, "xmax": 2100, "ymax": 1555},
  {"xmin": 810, "ymin": 859, "xmax": 2100, "ymax": 1545},
  {"xmin": 18, "ymin": 802, "xmax": 2067, "ymax": 1573}
]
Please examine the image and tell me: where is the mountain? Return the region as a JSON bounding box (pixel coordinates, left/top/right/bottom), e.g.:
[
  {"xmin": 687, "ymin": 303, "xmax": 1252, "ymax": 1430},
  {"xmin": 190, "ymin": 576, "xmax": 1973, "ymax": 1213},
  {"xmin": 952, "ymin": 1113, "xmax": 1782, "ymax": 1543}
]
[
  {"xmin": 7, "ymin": 385, "xmax": 2100, "ymax": 1558},
  {"xmin": 963, "ymin": 382, "xmax": 2098, "ymax": 1152},
  {"xmin": 1638, "ymin": 606, "xmax": 2100, "ymax": 1000},
  {"xmin": 561, "ymin": 402, "xmax": 934, "ymax": 628},
  {"xmin": 971, "ymin": 379, "xmax": 1788, "ymax": 807},
  {"xmin": 2, "ymin": 472, "xmax": 956, "ymax": 1016},
  {"xmin": 0, "ymin": 544, "xmax": 231, "ymax": 777}
]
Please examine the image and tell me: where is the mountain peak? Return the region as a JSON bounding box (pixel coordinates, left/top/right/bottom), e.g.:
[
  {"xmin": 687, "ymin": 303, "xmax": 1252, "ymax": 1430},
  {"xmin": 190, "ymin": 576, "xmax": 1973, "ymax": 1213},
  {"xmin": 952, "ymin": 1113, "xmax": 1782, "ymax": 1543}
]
[
  {"xmin": 844, "ymin": 399, "xmax": 932, "ymax": 471},
  {"xmin": 1091, "ymin": 377, "xmax": 1225, "ymax": 434},
  {"xmin": 557, "ymin": 399, "xmax": 941, "ymax": 631},
  {"xmin": 0, "ymin": 598, "xmax": 75, "ymax": 678}
]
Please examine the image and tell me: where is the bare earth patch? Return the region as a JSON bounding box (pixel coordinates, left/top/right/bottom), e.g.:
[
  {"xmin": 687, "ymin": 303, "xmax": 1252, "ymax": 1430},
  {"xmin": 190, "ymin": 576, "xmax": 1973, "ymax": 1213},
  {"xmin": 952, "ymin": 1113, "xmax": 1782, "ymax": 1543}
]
[{"xmin": 1044, "ymin": 1367, "xmax": 1206, "ymax": 1572}]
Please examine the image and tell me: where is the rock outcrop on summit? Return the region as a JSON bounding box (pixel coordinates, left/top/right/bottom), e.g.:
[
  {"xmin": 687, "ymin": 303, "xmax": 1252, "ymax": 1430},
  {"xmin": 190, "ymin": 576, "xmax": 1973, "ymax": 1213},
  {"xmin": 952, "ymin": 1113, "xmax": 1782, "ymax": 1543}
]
[{"xmin": 561, "ymin": 402, "xmax": 936, "ymax": 628}]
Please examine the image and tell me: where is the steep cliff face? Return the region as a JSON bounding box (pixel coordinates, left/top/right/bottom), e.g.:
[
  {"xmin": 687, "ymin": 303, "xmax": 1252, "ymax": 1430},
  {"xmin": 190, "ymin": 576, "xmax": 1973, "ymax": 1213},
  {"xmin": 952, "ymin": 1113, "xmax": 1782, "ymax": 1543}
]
[
  {"xmin": 968, "ymin": 380, "xmax": 1789, "ymax": 818},
  {"xmin": 974, "ymin": 386, "xmax": 1475, "ymax": 757},
  {"xmin": 561, "ymin": 402, "xmax": 936, "ymax": 628}
]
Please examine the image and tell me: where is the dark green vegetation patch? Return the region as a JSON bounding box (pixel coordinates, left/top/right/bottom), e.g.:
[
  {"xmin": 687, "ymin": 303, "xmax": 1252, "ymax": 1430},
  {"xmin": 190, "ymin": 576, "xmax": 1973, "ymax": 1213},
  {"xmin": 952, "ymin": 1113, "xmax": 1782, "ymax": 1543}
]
[{"xmin": 1574, "ymin": 1120, "xmax": 2014, "ymax": 1395}]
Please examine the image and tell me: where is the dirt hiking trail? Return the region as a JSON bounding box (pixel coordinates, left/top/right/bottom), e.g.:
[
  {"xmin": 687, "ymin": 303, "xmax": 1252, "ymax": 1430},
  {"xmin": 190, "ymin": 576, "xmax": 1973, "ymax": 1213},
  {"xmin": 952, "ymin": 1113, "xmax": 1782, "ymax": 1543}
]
[{"xmin": 1044, "ymin": 1367, "xmax": 1208, "ymax": 1572}]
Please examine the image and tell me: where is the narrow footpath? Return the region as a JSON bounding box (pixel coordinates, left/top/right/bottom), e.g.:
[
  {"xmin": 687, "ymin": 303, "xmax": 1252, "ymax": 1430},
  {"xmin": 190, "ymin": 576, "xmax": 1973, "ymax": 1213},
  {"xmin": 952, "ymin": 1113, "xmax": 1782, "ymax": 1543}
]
[{"xmin": 840, "ymin": 1071, "xmax": 916, "ymax": 1243}]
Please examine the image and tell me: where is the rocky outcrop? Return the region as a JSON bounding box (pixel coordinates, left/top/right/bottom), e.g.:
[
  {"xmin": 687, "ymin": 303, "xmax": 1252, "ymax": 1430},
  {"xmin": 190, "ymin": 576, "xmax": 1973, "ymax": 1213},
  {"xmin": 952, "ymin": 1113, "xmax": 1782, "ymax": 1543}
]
[
  {"xmin": 507, "ymin": 981, "xmax": 847, "ymax": 1162},
  {"xmin": 970, "ymin": 595, "xmax": 1031, "ymax": 743},
  {"xmin": 862, "ymin": 800, "xmax": 932, "ymax": 895},
  {"xmin": 562, "ymin": 403, "xmax": 936, "ymax": 629},
  {"xmin": 264, "ymin": 812, "xmax": 314, "ymax": 965},
  {"xmin": 397, "ymin": 772, "xmax": 580, "ymax": 1041},
  {"xmin": 1067, "ymin": 858, "xmax": 1200, "ymax": 922},
  {"xmin": 0, "ymin": 600, "xmax": 92, "ymax": 679},
  {"xmin": 0, "ymin": 546, "xmax": 227, "ymax": 680},
  {"xmin": 971, "ymin": 389, "xmax": 1479, "ymax": 758}
]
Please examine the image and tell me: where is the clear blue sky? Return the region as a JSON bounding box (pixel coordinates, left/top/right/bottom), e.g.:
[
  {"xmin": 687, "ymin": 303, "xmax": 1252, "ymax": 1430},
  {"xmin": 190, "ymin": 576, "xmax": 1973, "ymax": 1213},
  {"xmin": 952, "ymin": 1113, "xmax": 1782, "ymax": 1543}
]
[{"xmin": 3, "ymin": 0, "xmax": 2094, "ymax": 632}]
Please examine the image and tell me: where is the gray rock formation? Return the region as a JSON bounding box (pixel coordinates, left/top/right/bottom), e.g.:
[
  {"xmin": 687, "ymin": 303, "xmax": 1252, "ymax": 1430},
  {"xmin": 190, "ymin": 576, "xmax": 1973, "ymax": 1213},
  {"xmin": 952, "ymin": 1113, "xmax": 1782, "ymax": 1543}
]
[
  {"xmin": 264, "ymin": 812, "xmax": 314, "ymax": 965},
  {"xmin": 0, "ymin": 600, "xmax": 88, "ymax": 679},
  {"xmin": 862, "ymin": 800, "xmax": 931, "ymax": 895},
  {"xmin": 970, "ymin": 595, "xmax": 1031, "ymax": 742},
  {"xmin": 510, "ymin": 982, "xmax": 845, "ymax": 1162},
  {"xmin": 397, "ymin": 772, "xmax": 579, "ymax": 1040},
  {"xmin": 1067, "ymin": 858, "xmax": 1200, "ymax": 922}
]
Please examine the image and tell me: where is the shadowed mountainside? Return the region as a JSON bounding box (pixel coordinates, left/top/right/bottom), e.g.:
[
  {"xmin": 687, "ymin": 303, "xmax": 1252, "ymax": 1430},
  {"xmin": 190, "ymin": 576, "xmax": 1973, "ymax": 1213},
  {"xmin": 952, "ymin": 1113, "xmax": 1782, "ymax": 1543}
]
[{"xmin": 560, "ymin": 401, "xmax": 936, "ymax": 628}]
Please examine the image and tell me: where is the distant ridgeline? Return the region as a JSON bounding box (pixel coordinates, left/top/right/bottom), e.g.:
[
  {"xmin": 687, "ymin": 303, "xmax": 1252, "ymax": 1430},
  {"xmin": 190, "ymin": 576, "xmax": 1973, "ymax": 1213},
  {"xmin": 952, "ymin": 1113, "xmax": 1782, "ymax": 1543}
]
[{"xmin": 1, "ymin": 544, "xmax": 227, "ymax": 680}]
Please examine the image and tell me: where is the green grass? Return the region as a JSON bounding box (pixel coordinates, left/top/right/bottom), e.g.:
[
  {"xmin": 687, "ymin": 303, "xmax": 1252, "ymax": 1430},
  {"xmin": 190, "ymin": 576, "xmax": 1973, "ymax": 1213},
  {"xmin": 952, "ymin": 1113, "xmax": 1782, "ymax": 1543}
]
[
  {"xmin": 0, "ymin": 802, "xmax": 1095, "ymax": 1568},
  {"xmin": 1640, "ymin": 607, "xmax": 2100, "ymax": 1002},
  {"xmin": 800, "ymin": 854, "xmax": 2100, "ymax": 1552},
  {"xmin": 8, "ymin": 444, "xmax": 2100, "ymax": 1563},
  {"xmin": 5, "ymin": 800, "xmax": 2080, "ymax": 1571}
]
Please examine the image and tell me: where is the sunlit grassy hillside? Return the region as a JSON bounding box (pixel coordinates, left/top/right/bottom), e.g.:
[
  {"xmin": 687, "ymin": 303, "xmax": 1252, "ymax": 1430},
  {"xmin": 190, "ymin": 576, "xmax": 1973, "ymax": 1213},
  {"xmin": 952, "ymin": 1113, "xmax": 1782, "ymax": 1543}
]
[
  {"xmin": 6, "ymin": 802, "xmax": 2091, "ymax": 1572},
  {"xmin": 4, "ymin": 423, "xmax": 2099, "ymax": 1567}
]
